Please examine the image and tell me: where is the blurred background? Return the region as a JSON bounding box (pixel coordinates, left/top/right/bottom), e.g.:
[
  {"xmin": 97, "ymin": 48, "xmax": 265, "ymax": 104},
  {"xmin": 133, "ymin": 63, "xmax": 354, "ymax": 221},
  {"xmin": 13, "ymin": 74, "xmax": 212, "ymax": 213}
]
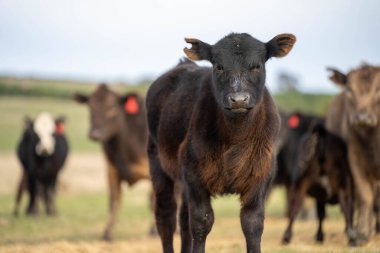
[{"xmin": 0, "ymin": 0, "xmax": 379, "ymax": 252}]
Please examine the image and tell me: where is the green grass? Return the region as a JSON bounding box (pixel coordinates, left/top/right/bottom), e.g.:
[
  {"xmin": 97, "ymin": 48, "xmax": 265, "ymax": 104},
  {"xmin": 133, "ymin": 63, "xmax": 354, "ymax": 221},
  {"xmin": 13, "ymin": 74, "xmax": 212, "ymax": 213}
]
[
  {"xmin": 0, "ymin": 96, "xmax": 99, "ymax": 152},
  {"xmin": 0, "ymin": 190, "xmax": 153, "ymax": 245},
  {"xmin": 0, "ymin": 76, "xmax": 149, "ymax": 99},
  {"xmin": 274, "ymin": 92, "xmax": 333, "ymax": 115}
]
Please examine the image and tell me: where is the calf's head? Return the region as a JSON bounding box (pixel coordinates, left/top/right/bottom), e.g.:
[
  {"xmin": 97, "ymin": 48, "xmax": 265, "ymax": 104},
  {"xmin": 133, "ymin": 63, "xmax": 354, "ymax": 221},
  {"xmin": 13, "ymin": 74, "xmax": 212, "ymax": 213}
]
[
  {"xmin": 73, "ymin": 84, "xmax": 139, "ymax": 142},
  {"xmin": 184, "ymin": 33, "xmax": 296, "ymax": 114},
  {"xmin": 328, "ymin": 65, "xmax": 380, "ymax": 130}
]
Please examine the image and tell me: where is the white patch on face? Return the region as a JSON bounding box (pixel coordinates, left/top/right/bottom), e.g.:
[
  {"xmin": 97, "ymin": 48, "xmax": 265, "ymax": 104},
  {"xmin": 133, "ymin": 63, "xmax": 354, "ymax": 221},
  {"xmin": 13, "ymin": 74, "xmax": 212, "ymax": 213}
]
[{"xmin": 34, "ymin": 112, "xmax": 56, "ymax": 155}]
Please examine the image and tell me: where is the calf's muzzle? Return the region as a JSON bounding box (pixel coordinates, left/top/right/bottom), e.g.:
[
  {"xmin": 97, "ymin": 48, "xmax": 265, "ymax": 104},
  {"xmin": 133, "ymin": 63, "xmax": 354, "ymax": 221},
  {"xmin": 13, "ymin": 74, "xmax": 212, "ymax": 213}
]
[{"xmin": 227, "ymin": 92, "xmax": 251, "ymax": 112}]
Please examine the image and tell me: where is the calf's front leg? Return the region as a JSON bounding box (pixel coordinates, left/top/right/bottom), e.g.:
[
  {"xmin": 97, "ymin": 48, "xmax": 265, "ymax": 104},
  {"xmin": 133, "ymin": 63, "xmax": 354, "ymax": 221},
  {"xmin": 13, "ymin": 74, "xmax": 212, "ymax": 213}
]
[
  {"xmin": 184, "ymin": 173, "xmax": 214, "ymax": 253},
  {"xmin": 373, "ymin": 183, "xmax": 380, "ymax": 234},
  {"xmin": 240, "ymin": 194, "xmax": 265, "ymax": 253},
  {"xmin": 103, "ymin": 163, "xmax": 122, "ymax": 241},
  {"xmin": 349, "ymin": 154, "xmax": 374, "ymax": 246}
]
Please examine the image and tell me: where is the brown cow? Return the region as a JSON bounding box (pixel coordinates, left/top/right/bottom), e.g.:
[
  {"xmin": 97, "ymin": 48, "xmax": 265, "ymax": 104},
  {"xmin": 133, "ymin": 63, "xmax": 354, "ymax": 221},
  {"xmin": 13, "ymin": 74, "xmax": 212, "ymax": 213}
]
[
  {"xmin": 146, "ymin": 33, "xmax": 296, "ymax": 253},
  {"xmin": 73, "ymin": 84, "xmax": 150, "ymax": 240},
  {"xmin": 326, "ymin": 64, "xmax": 380, "ymax": 246}
]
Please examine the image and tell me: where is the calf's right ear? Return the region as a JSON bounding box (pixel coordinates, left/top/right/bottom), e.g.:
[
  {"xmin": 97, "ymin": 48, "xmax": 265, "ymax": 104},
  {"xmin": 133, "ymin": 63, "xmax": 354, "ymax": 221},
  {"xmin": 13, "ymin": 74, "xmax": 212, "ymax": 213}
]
[
  {"xmin": 72, "ymin": 93, "xmax": 88, "ymax": 104},
  {"xmin": 23, "ymin": 116, "xmax": 33, "ymax": 129},
  {"xmin": 184, "ymin": 38, "xmax": 212, "ymax": 61},
  {"xmin": 326, "ymin": 67, "xmax": 347, "ymax": 86}
]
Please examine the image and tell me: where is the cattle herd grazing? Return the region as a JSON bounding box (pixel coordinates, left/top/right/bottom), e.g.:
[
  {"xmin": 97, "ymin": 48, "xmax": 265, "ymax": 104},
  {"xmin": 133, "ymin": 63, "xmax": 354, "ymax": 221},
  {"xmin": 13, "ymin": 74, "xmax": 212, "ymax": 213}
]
[{"xmin": 13, "ymin": 32, "xmax": 380, "ymax": 252}]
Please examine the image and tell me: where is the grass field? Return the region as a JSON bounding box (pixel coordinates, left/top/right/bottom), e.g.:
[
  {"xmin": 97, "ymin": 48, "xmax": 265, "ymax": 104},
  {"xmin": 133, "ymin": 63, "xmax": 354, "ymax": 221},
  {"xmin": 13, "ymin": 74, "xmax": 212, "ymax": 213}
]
[
  {"xmin": 0, "ymin": 76, "xmax": 149, "ymax": 99},
  {"xmin": 2, "ymin": 79, "xmax": 379, "ymax": 252},
  {"xmin": 1, "ymin": 153, "xmax": 379, "ymax": 253},
  {"xmin": 0, "ymin": 96, "xmax": 99, "ymax": 152}
]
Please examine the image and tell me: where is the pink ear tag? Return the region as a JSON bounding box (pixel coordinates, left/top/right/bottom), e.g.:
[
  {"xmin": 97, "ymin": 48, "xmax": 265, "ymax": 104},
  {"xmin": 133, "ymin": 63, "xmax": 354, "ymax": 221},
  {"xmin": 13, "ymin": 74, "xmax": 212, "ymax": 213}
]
[
  {"xmin": 124, "ymin": 96, "xmax": 139, "ymax": 114},
  {"xmin": 287, "ymin": 114, "xmax": 300, "ymax": 128},
  {"xmin": 56, "ymin": 123, "xmax": 64, "ymax": 135}
]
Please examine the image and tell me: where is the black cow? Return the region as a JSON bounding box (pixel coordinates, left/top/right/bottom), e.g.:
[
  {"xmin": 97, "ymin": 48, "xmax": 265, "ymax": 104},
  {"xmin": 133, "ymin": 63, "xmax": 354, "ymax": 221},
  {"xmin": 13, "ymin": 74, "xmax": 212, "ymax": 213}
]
[
  {"xmin": 282, "ymin": 123, "xmax": 354, "ymax": 244},
  {"xmin": 14, "ymin": 112, "xmax": 69, "ymax": 216},
  {"xmin": 275, "ymin": 112, "xmax": 324, "ymax": 186},
  {"xmin": 146, "ymin": 33, "xmax": 296, "ymax": 253}
]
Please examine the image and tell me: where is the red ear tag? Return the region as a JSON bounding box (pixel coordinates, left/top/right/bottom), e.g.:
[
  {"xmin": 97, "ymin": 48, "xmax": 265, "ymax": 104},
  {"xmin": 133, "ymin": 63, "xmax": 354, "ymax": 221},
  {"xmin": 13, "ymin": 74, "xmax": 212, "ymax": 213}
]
[
  {"xmin": 56, "ymin": 123, "xmax": 64, "ymax": 135},
  {"xmin": 124, "ymin": 96, "xmax": 139, "ymax": 115},
  {"xmin": 287, "ymin": 114, "xmax": 300, "ymax": 128}
]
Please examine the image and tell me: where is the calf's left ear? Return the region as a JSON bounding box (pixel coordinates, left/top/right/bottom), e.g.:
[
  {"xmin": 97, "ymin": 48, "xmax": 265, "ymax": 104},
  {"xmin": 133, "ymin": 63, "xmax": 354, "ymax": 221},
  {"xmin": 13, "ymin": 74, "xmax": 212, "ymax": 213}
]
[
  {"xmin": 23, "ymin": 116, "xmax": 33, "ymax": 129},
  {"xmin": 55, "ymin": 116, "xmax": 66, "ymax": 124},
  {"xmin": 184, "ymin": 38, "xmax": 212, "ymax": 61},
  {"xmin": 326, "ymin": 67, "xmax": 347, "ymax": 86},
  {"xmin": 266, "ymin": 34, "xmax": 296, "ymax": 59}
]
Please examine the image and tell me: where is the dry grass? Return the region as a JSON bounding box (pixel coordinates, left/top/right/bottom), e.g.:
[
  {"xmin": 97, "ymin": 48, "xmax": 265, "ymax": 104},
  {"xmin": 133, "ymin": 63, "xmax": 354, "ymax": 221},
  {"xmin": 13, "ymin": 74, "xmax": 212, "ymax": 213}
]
[
  {"xmin": 0, "ymin": 153, "xmax": 379, "ymax": 253},
  {"xmin": 1, "ymin": 219, "xmax": 379, "ymax": 253}
]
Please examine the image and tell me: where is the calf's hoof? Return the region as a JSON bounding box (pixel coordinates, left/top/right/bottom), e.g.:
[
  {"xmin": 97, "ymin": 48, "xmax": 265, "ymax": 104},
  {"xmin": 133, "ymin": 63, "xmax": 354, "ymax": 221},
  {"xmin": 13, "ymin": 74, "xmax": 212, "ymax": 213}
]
[
  {"xmin": 102, "ymin": 232, "xmax": 113, "ymax": 242},
  {"xmin": 316, "ymin": 232, "xmax": 324, "ymax": 243},
  {"xmin": 348, "ymin": 234, "xmax": 369, "ymax": 247},
  {"xmin": 26, "ymin": 209, "xmax": 39, "ymax": 217},
  {"xmin": 47, "ymin": 209, "xmax": 58, "ymax": 216},
  {"xmin": 282, "ymin": 233, "xmax": 291, "ymax": 245}
]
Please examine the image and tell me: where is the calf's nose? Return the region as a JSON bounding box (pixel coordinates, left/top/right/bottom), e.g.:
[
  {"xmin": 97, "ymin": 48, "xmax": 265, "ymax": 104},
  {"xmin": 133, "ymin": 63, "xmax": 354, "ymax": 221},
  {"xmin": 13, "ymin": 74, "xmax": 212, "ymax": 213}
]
[
  {"xmin": 356, "ymin": 112, "xmax": 378, "ymax": 127},
  {"xmin": 228, "ymin": 92, "xmax": 250, "ymax": 109}
]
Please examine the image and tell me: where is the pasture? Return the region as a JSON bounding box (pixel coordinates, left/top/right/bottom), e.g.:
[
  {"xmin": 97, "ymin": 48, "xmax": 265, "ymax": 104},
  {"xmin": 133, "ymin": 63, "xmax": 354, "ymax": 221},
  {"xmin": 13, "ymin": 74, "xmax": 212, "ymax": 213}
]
[
  {"xmin": 1, "ymin": 152, "xmax": 380, "ymax": 252},
  {"xmin": 1, "ymin": 80, "xmax": 379, "ymax": 252}
]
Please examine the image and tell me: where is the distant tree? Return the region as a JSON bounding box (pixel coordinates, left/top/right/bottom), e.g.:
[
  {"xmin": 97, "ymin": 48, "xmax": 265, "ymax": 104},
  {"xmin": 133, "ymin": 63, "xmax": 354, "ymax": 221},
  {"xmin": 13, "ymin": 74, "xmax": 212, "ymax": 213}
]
[{"xmin": 277, "ymin": 70, "xmax": 300, "ymax": 92}]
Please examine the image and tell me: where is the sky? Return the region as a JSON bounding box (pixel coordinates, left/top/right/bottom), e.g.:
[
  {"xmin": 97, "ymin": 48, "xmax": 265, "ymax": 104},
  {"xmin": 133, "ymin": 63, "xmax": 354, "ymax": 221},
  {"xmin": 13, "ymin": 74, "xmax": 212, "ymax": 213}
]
[{"xmin": 0, "ymin": 0, "xmax": 379, "ymax": 93}]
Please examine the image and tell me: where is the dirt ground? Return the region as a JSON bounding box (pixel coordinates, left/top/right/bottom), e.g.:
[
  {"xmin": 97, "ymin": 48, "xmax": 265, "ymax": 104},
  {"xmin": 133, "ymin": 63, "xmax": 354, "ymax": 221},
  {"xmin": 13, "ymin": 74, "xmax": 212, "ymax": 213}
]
[
  {"xmin": 1, "ymin": 152, "xmax": 380, "ymax": 253},
  {"xmin": 0, "ymin": 152, "xmax": 109, "ymax": 195}
]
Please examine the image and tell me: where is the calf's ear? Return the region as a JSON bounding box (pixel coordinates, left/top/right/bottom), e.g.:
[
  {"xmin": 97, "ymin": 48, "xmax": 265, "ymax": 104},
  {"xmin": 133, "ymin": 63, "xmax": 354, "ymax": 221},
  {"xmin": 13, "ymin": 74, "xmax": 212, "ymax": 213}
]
[
  {"xmin": 72, "ymin": 93, "xmax": 88, "ymax": 104},
  {"xmin": 266, "ymin": 34, "xmax": 296, "ymax": 59},
  {"xmin": 23, "ymin": 116, "xmax": 33, "ymax": 129},
  {"xmin": 55, "ymin": 116, "xmax": 66, "ymax": 124},
  {"xmin": 326, "ymin": 67, "xmax": 347, "ymax": 86},
  {"xmin": 184, "ymin": 38, "xmax": 212, "ymax": 61}
]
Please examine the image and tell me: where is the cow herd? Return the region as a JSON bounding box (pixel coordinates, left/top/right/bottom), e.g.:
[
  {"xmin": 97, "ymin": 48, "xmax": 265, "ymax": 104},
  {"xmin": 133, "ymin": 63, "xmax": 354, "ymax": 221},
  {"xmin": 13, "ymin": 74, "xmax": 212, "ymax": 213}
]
[{"xmin": 13, "ymin": 32, "xmax": 380, "ymax": 253}]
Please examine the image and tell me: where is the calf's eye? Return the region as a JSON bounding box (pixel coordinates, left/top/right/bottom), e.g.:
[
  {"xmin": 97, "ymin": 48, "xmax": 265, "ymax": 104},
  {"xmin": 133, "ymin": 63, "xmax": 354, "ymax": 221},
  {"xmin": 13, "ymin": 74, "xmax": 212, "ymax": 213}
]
[
  {"xmin": 250, "ymin": 65, "xmax": 261, "ymax": 72},
  {"xmin": 215, "ymin": 64, "xmax": 224, "ymax": 73}
]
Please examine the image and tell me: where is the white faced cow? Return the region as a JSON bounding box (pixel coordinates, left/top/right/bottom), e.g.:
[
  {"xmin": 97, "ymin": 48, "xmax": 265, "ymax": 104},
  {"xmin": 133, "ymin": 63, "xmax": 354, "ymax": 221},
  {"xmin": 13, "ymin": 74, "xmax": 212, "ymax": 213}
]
[{"xmin": 15, "ymin": 112, "xmax": 69, "ymax": 216}]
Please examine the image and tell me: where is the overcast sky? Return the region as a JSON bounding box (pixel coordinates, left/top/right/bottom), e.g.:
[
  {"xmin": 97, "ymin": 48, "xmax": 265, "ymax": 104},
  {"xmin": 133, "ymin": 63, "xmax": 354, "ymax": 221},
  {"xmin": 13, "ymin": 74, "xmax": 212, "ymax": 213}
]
[{"xmin": 0, "ymin": 0, "xmax": 379, "ymax": 93}]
